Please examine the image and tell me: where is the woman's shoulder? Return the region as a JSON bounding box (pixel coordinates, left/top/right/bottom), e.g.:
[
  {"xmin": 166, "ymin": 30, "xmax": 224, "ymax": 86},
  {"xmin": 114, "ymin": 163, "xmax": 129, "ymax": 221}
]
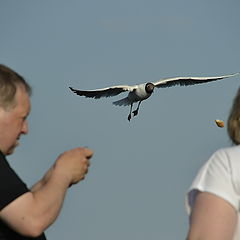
[
  {"xmin": 217, "ymin": 145, "xmax": 240, "ymax": 154},
  {"xmin": 212, "ymin": 145, "xmax": 240, "ymax": 165}
]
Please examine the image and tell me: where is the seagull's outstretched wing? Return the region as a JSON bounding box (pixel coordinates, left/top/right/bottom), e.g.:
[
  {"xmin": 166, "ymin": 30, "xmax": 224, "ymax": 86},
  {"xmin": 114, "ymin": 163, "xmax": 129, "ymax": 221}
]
[
  {"xmin": 69, "ymin": 85, "xmax": 135, "ymax": 99},
  {"xmin": 153, "ymin": 72, "xmax": 239, "ymax": 88}
]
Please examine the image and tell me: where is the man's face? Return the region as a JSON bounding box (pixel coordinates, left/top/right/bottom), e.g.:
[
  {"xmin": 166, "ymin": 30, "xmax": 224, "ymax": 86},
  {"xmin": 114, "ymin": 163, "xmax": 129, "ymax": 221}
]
[{"xmin": 0, "ymin": 85, "xmax": 31, "ymax": 155}]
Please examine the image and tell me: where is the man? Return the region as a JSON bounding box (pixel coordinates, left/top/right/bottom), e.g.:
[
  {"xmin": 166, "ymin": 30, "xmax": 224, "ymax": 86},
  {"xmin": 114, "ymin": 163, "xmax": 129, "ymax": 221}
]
[{"xmin": 0, "ymin": 64, "xmax": 93, "ymax": 239}]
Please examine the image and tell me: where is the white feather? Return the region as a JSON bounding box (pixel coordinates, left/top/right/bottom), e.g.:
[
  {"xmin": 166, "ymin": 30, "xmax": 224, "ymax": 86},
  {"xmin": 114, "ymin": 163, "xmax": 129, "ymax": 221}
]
[{"xmin": 113, "ymin": 97, "xmax": 132, "ymax": 106}]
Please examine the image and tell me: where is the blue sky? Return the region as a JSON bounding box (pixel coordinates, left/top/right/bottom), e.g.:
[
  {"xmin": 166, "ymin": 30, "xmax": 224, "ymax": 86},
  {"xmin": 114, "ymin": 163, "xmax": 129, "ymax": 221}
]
[{"xmin": 1, "ymin": 1, "xmax": 240, "ymax": 239}]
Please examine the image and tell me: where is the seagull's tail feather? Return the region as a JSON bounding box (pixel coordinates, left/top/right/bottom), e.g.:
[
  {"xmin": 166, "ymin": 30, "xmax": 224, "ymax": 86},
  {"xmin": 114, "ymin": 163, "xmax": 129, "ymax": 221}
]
[{"xmin": 113, "ymin": 97, "xmax": 132, "ymax": 106}]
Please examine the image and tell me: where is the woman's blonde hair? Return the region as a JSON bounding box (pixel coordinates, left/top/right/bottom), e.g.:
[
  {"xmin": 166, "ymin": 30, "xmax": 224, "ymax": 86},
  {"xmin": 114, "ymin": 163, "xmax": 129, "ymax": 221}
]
[
  {"xmin": 228, "ymin": 87, "xmax": 240, "ymax": 145},
  {"xmin": 0, "ymin": 64, "xmax": 31, "ymax": 110}
]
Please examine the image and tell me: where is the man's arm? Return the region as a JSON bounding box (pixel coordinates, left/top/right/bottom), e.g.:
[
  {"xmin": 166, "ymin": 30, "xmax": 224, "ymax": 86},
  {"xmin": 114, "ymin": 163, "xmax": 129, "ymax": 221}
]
[
  {"xmin": 0, "ymin": 147, "xmax": 93, "ymax": 237},
  {"xmin": 186, "ymin": 192, "xmax": 237, "ymax": 240}
]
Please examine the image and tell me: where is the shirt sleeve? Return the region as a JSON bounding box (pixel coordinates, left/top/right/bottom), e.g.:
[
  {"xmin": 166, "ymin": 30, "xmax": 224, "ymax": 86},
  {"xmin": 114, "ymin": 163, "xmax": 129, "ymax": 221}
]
[
  {"xmin": 186, "ymin": 148, "xmax": 240, "ymax": 215},
  {"xmin": 0, "ymin": 153, "xmax": 29, "ymax": 211}
]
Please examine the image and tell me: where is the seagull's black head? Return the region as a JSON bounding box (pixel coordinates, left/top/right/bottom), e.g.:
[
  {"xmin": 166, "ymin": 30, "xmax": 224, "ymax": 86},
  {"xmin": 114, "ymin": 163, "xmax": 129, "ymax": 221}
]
[{"xmin": 145, "ymin": 82, "xmax": 155, "ymax": 94}]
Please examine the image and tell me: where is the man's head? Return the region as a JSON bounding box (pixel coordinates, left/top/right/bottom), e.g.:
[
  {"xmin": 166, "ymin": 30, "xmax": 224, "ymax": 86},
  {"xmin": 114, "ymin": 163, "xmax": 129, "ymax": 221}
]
[
  {"xmin": 0, "ymin": 64, "xmax": 32, "ymax": 155},
  {"xmin": 0, "ymin": 64, "xmax": 31, "ymax": 110}
]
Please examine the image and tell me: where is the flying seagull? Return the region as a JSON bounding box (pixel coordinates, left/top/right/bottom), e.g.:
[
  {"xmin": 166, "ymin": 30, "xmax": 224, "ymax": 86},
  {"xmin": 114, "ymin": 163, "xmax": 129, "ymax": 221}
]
[{"xmin": 69, "ymin": 72, "xmax": 239, "ymax": 121}]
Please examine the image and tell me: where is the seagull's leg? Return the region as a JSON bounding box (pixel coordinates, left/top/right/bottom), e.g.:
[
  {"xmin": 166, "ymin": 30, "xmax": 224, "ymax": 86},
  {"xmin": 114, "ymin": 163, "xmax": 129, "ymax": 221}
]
[
  {"xmin": 133, "ymin": 101, "xmax": 142, "ymax": 116},
  {"xmin": 128, "ymin": 103, "xmax": 133, "ymax": 121}
]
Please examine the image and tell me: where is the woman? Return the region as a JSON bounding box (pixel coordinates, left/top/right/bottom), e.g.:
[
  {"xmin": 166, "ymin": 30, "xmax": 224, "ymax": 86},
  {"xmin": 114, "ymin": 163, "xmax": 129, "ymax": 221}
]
[{"xmin": 186, "ymin": 88, "xmax": 240, "ymax": 240}]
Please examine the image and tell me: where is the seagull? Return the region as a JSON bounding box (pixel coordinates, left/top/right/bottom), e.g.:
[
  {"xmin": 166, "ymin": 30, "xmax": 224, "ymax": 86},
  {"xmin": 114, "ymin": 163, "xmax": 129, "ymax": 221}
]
[{"xmin": 69, "ymin": 72, "xmax": 239, "ymax": 121}]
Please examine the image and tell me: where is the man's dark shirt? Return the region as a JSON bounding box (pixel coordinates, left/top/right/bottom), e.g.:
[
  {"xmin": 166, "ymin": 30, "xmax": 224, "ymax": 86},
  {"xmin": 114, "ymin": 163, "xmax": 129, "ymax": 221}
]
[{"xmin": 0, "ymin": 151, "xmax": 47, "ymax": 240}]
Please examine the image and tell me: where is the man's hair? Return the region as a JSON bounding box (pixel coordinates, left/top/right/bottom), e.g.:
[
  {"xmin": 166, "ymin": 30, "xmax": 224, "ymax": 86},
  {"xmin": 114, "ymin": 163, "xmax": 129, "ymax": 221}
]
[
  {"xmin": 0, "ymin": 64, "xmax": 32, "ymax": 110},
  {"xmin": 228, "ymin": 87, "xmax": 240, "ymax": 145}
]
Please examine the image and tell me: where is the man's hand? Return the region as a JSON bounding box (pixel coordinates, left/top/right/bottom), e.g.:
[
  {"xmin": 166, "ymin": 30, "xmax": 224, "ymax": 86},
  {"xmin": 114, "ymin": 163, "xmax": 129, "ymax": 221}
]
[{"xmin": 55, "ymin": 147, "xmax": 93, "ymax": 186}]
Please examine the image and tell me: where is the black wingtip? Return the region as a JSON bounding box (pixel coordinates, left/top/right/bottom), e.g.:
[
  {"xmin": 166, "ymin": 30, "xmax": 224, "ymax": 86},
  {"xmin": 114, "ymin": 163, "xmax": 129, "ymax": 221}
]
[{"xmin": 69, "ymin": 87, "xmax": 75, "ymax": 92}]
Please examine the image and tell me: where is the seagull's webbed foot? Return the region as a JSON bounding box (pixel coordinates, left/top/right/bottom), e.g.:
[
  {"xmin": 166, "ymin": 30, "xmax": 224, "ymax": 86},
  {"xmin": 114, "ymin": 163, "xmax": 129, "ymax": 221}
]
[
  {"xmin": 132, "ymin": 101, "xmax": 141, "ymax": 117},
  {"xmin": 132, "ymin": 109, "xmax": 139, "ymax": 116},
  {"xmin": 128, "ymin": 103, "xmax": 133, "ymax": 122}
]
